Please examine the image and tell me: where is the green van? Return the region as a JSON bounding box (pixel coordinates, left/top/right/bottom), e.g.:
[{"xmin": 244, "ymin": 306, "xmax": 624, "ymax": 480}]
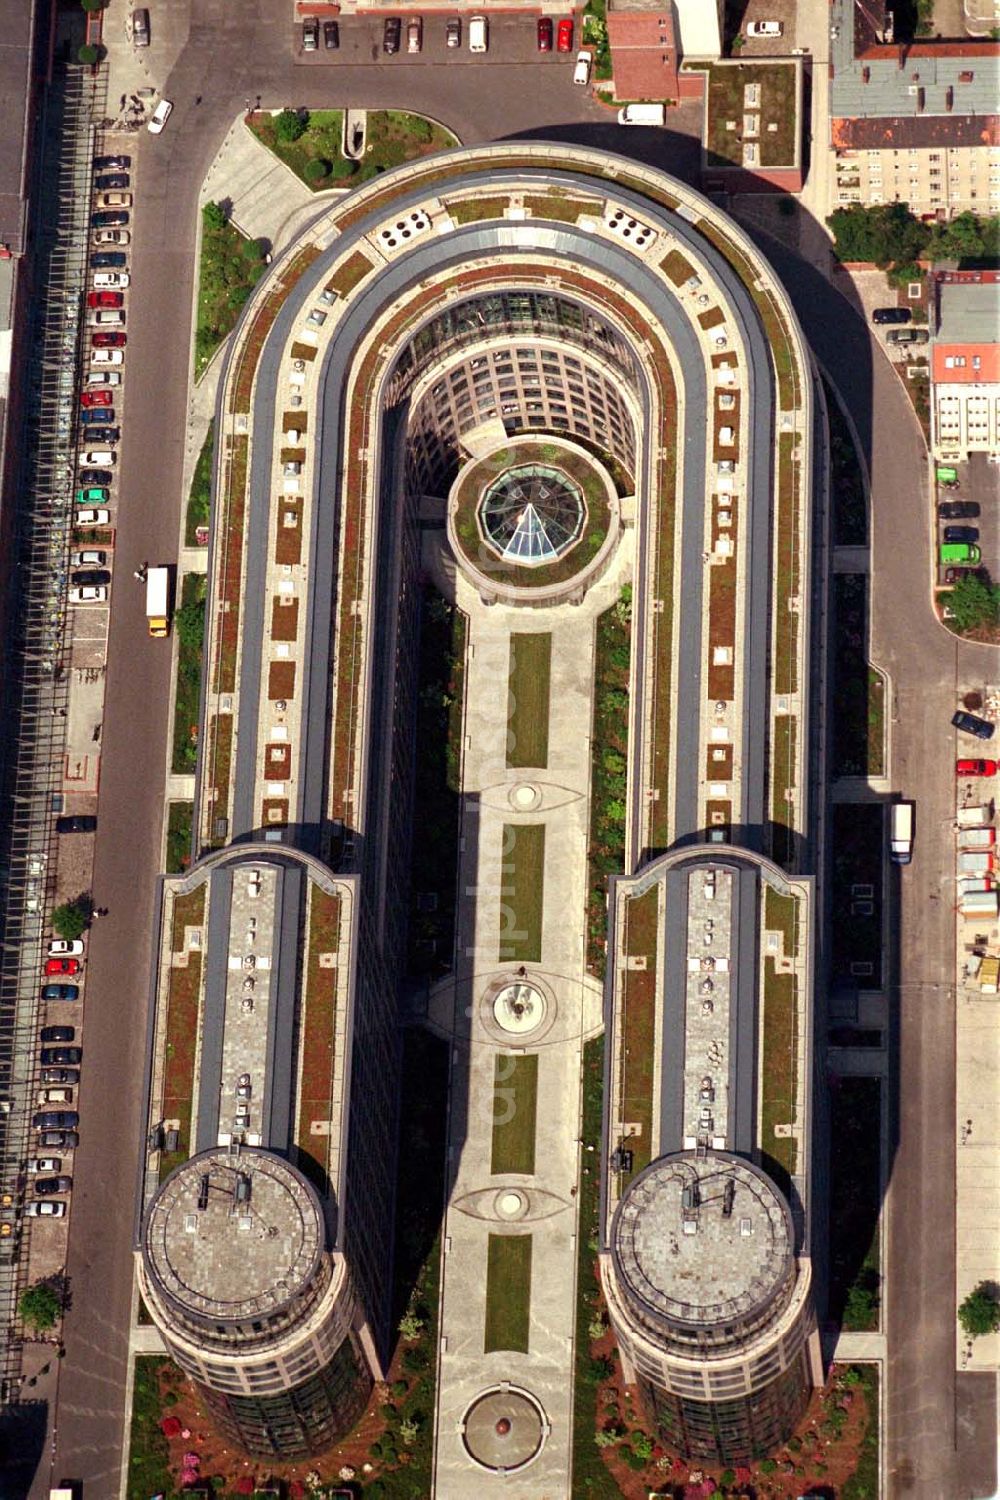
[
  {"xmin": 940, "ymin": 543, "xmax": 981, "ymax": 564},
  {"xmin": 936, "ymin": 465, "xmax": 959, "ymax": 486}
]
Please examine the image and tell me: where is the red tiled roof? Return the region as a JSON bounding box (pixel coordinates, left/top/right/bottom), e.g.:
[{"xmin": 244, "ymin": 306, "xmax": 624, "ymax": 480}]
[
  {"xmin": 608, "ymin": 8, "xmax": 678, "ymax": 100},
  {"xmin": 933, "ymin": 343, "xmax": 1000, "ymax": 383},
  {"xmin": 832, "ymin": 114, "xmax": 1000, "ymax": 148},
  {"xmin": 857, "ymin": 40, "xmax": 1000, "ymax": 60}
]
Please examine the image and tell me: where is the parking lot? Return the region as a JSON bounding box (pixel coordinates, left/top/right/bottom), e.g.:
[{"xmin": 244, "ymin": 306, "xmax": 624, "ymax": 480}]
[
  {"xmin": 934, "ymin": 451, "xmax": 1000, "ymax": 596},
  {"xmin": 294, "ymin": 10, "xmax": 597, "ymax": 70}
]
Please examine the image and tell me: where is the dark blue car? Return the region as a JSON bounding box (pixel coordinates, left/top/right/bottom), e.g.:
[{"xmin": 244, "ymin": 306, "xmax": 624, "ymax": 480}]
[{"xmin": 41, "ymin": 984, "xmax": 79, "ymax": 1001}]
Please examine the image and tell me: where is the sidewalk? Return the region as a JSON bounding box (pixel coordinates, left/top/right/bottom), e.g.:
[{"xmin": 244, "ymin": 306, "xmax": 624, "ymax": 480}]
[{"xmin": 200, "ymin": 118, "xmax": 314, "ymax": 247}]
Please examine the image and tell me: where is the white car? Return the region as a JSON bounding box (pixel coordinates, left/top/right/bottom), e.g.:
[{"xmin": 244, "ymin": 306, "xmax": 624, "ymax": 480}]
[
  {"xmin": 48, "ymin": 940, "xmax": 84, "ymax": 957},
  {"xmin": 90, "ymin": 349, "xmax": 124, "ymax": 367},
  {"xmin": 24, "ymin": 1200, "xmax": 66, "ymax": 1217},
  {"xmin": 28, "ymin": 1158, "xmax": 62, "ymax": 1174},
  {"xmin": 88, "ymin": 310, "xmax": 125, "ymax": 327},
  {"xmin": 147, "ymin": 98, "xmax": 173, "ymax": 135},
  {"xmin": 86, "ymin": 370, "xmax": 122, "ymax": 387},
  {"xmin": 69, "ymin": 585, "xmax": 108, "ymax": 605},
  {"xmin": 75, "ymin": 507, "xmax": 110, "ymax": 527},
  {"xmin": 96, "ymin": 191, "xmax": 132, "ymax": 209},
  {"xmin": 79, "ymin": 450, "xmax": 116, "ymax": 467},
  {"xmin": 93, "ymin": 272, "xmax": 129, "ymax": 290},
  {"xmin": 573, "ymin": 49, "xmax": 592, "ymax": 85},
  {"xmin": 93, "ymin": 229, "xmax": 130, "ymax": 246},
  {"xmin": 747, "ymin": 19, "xmax": 783, "ymax": 36},
  {"xmin": 71, "ymin": 549, "xmax": 107, "ymax": 567}
]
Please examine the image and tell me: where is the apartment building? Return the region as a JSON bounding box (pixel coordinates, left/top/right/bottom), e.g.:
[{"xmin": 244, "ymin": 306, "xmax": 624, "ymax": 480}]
[{"xmin": 930, "ymin": 273, "xmax": 1000, "ymax": 459}]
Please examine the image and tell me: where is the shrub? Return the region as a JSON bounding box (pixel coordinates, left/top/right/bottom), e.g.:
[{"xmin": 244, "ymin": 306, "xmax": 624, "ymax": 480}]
[
  {"xmin": 77, "ymin": 43, "xmax": 99, "ymax": 64},
  {"xmin": 398, "ymin": 1311, "xmax": 424, "ymax": 1340},
  {"xmin": 330, "ymin": 158, "xmax": 357, "ymax": 181},
  {"xmin": 80, "ymin": 0, "xmax": 106, "ymax": 11},
  {"xmin": 304, "ymin": 157, "xmax": 330, "ymax": 182},
  {"xmin": 959, "ymin": 1283, "xmax": 1000, "ymax": 1338},
  {"xmin": 948, "ymin": 575, "xmax": 1000, "ymax": 634},
  {"xmin": 720, "ymin": 1470, "xmax": 736, "ymax": 1486},
  {"xmin": 402, "ymin": 1346, "xmax": 428, "ymax": 1373},
  {"xmin": 759, "ymin": 1457, "xmax": 778, "ymax": 1474},
  {"xmin": 52, "ymin": 899, "xmax": 89, "ymax": 941},
  {"xmin": 390, "ymin": 1378, "xmax": 408, "ymax": 1398},
  {"xmin": 631, "ymin": 1431, "xmax": 653, "ymax": 1459},
  {"xmin": 588, "ymin": 1355, "xmax": 614, "ymax": 1380},
  {"xmin": 275, "ymin": 108, "xmax": 308, "ymax": 142},
  {"xmin": 399, "ymin": 1416, "xmax": 420, "ymax": 1445},
  {"xmin": 19, "ymin": 1282, "xmax": 61, "ymax": 1332},
  {"xmin": 620, "ymin": 1445, "xmax": 646, "ymax": 1471},
  {"xmin": 242, "ymin": 235, "xmax": 266, "ymax": 264}
]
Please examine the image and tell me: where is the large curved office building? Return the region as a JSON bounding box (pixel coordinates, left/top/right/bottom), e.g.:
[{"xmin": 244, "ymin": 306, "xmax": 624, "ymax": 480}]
[{"xmin": 135, "ymin": 142, "xmax": 821, "ymax": 1486}]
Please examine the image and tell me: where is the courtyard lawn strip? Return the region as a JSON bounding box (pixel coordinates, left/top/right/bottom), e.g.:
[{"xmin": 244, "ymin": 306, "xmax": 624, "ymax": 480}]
[
  {"xmin": 506, "ymin": 633, "xmax": 551, "ymax": 769},
  {"xmin": 586, "ymin": 592, "xmax": 631, "ymax": 976},
  {"xmin": 165, "ymin": 801, "xmax": 193, "ymax": 876},
  {"xmin": 841, "ymin": 1365, "xmax": 880, "ymax": 1496},
  {"xmin": 159, "ymin": 888, "xmax": 206, "ymax": 1181},
  {"xmin": 126, "ymin": 1357, "xmax": 174, "ymax": 1496},
  {"xmin": 760, "ymin": 959, "xmax": 798, "ymax": 1192},
  {"xmin": 490, "ymin": 1053, "xmax": 539, "ymax": 1176},
  {"xmin": 764, "ymin": 885, "xmax": 798, "ymax": 956},
  {"xmin": 829, "ymin": 1077, "xmax": 882, "ymax": 1330},
  {"xmin": 774, "ymin": 431, "xmax": 800, "ymax": 697},
  {"xmin": 647, "ymin": 347, "xmax": 678, "ymax": 854},
  {"xmin": 195, "ymin": 212, "xmax": 267, "ymax": 380},
  {"xmin": 249, "ymin": 109, "xmax": 457, "ymax": 191},
  {"xmin": 184, "ymin": 419, "xmax": 214, "ymax": 546},
  {"xmin": 204, "ymin": 712, "xmax": 233, "ymax": 851},
  {"xmin": 171, "ymin": 572, "xmax": 207, "ymax": 775},
  {"xmin": 483, "ymin": 1234, "xmax": 532, "ymax": 1353},
  {"xmin": 499, "ymin": 823, "xmax": 545, "ymax": 964},
  {"xmin": 618, "ymin": 888, "xmax": 658, "ymax": 1185},
  {"xmin": 295, "ymin": 888, "xmax": 340, "ymax": 1194},
  {"xmin": 770, "ymin": 713, "xmax": 797, "ymax": 870}
]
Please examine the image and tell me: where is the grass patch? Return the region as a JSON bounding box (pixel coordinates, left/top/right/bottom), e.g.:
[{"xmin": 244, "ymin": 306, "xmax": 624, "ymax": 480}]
[
  {"xmin": 447, "ymin": 195, "xmax": 513, "ymax": 224},
  {"xmin": 407, "ymin": 588, "xmax": 467, "ymax": 978},
  {"xmin": 587, "ymin": 591, "xmax": 631, "ymax": 975},
  {"xmin": 484, "ymin": 1234, "xmax": 532, "ymax": 1353},
  {"xmin": 490, "ymin": 1054, "xmax": 539, "ymax": 1176},
  {"xmin": 830, "ymin": 1078, "xmax": 882, "ymax": 1331},
  {"xmin": 295, "ymin": 888, "xmax": 340, "ymax": 1194},
  {"xmin": 214, "ymin": 434, "xmax": 248, "ymax": 695},
  {"xmin": 204, "ymin": 711, "xmax": 233, "ymax": 849},
  {"xmin": 248, "ymin": 108, "xmax": 345, "ymax": 185},
  {"xmin": 841, "ymin": 1364, "xmax": 880, "ymax": 1497},
  {"xmin": 184, "ymin": 421, "xmax": 213, "ymax": 547},
  {"xmin": 249, "ymin": 109, "xmax": 456, "ymax": 192},
  {"xmin": 760, "ymin": 962, "xmax": 798, "ymax": 1190},
  {"xmin": 159, "ymin": 888, "xmax": 205, "ymax": 1180},
  {"xmin": 327, "ymin": 250, "xmax": 372, "ymax": 299},
  {"xmin": 571, "ymin": 1036, "xmax": 621, "ymax": 1498},
  {"xmin": 765, "ymin": 884, "xmax": 797, "ymax": 957},
  {"xmin": 507, "ymin": 633, "xmax": 551, "ymax": 769},
  {"xmin": 661, "ymin": 248, "xmax": 695, "ymax": 286},
  {"xmin": 705, "ymin": 62, "xmax": 798, "ymax": 167},
  {"xmin": 194, "ymin": 208, "xmax": 266, "ymax": 381},
  {"xmin": 830, "ymin": 803, "xmax": 884, "ymax": 987},
  {"xmin": 126, "ymin": 1357, "xmax": 175, "ymax": 1497},
  {"xmin": 499, "ymin": 823, "xmax": 545, "ymax": 964},
  {"xmin": 617, "ymin": 889, "xmax": 658, "ymax": 1185},
  {"xmin": 523, "ymin": 194, "xmax": 599, "ymax": 224},
  {"xmin": 769, "ymin": 712, "xmax": 797, "ymax": 870},
  {"xmin": 164, "ymin": 802, "xmax": 193, "ymax": 876},
  {"xmin": 171, "ymin": 573, "xmax": 207, "ymax": 775}
]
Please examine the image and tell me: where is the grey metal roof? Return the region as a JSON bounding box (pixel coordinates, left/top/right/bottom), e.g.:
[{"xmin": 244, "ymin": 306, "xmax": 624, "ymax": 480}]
[
  {"xmin": 830, "ymin": 0, "xmax": 1000, "ymax": 120},
  {"xmin": 938, "ymin": 281, "xmax": 1000, "ymax": 342}
]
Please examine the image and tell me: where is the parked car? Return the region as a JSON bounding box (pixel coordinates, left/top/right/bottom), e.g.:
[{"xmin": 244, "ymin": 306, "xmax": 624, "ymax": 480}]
[
  {"xmin": 96, "ymin": 192, "xmax": 132, "ymax": 209},
  {"xmin": 55, "ymin": 816, "xmax": 96, "ymax": 835},
  {"xmin": 71, "ymin": 570, "xmax": 111, "ymax": 587},
  {"xmin": 28, "ymin": 1158, "xmax": 62, "ymax": 1173},
  {"xmin": 40, "ymin": 1048, "xmax": 82, "ymax": 1066},
  {"xmin": 37, "ymin": 1089, "xmax": 73, "ymax": 1106},
  {"xmin": 80, "ymin": 390, "xmax": 113, "ymax": 409},
  {"xmin": 407, "ymin": 17, "xmax": 423, "ymax": 52},
  {"xmin": 81, "ymin": 408, "xmax": 116, "ymax": 426},
  {"xmin": 938, "ymin": 500, "xmax": 979, "ymax": 519},
  {"xmin": 537, "ymin": 17, "xmax": 552, "ymax": 49},
  {"xmin": 95, "ymin": 173, "xmax": 130, "ymax": 191},
  {"xmin": 573, "ymin": 49, "xmax": 592, "ymax": 84},
  {"xmin": 85, "ymin": 370, "xmax": 122, "ymax": 387},
  {"xmin": 80, "ymin": 428, "xmax": 119, "ymax": 445},
  {"xmin": 69, "ymin": 585, "xmax": 109, "ymax": 605},
  {"xmin": 72, "ymin": 549, "xmax": 107, "ymax": 566},
  {"xmin": 957, "ymin": 759, "xmax": 998, "ymax": 777},
  {"xmin": 302, "ymin": 16, "xmax": 319, "ymax": 50},
  {"xmin": 383, "ymin": 16, "xmax": 401, "ymax": 52},
  {"xmin": 324, "ymin": 19, "xmax": 339, "ymax": 48},
  {"xmin": 45, "ymin": 958, "xmax": 80, "ymax": 977},
  {"xmin": 747, "ymin": 19, "xmax": 783, "ymax": 36},
  {"xmin": 48, "ymin": 941, "xmax": 84, "ymax": 957},
  {"xmin": 872, "ymin": 307, "xmax": 910, "ymax": 325},
  {"xmin": 75, "ymin": 506, "xmax": 110, "ymax": 525},
  {"xmin": 90, "ymin": 213, "xmax": 129, "ymax": 231},
  {"xmin": 953, "ymin": 710, "xmax": 996, "ymax": 741},
  {"xmin": 939, "ymin": 542, "xmax": 980, "ymax": 565},
  {"xmin": 86, "ymin": 290, "xmax": 124, "ymax": 309},
  {"xmin": 887, "ymin": 328, "xmax": 929, "ymax": 345},
  {"xmin": 468, "ymin": 13, "xmax": 488, "ymax": 50},
  {"xmin": 446, "ymin": 15, "xmax": 461, "ymax": 45},
  {"xmin": 944, "ymin": 566, "xmax": 988, "ymax": 584},
  {"xmin": 90, "ymin": 250, "xmax": 127, "ymax": 268},
  {"xmin": 557, "ymin": 16, "xmax": 573, "ymax": 50},
  {"xmin": 92, "ymin": 229, "xmax": 130, "ymax": 246},
  {"xmin": 132, "ymin": 6, "xmax": 150, "ymax": 46},
  {"xmin": 32, "ymin": 1112, "xmax": 79, "ymax": 1131},
  {"xmin": 93, "ymin": 272, "xmax": 130, "ymax": 290},
  {"xmin": 943, "ymin": 525, "xmax": 979, "ymax": 544},
  {"xmin": 90, "ymin": 350, "xmax": 125, "ymax": 367},
  {"xmin": 79, "ymin": 448, "xmax": 116, "ymax": 466},
  {"xmin": 91, "ymin": 332, "xmax": 126, "ymax": 348},
  {"xmin": 93, "ymin": 154, "xmax": 130, "ymax": 170},
  {"xmin": 41, "ymin": 984, "xmax": 79, "ymax": 1002},
  {"xmin": 24, "ymin": 1200, "xmax": 66, "ymax": 1217},
  {"xmin": 147, "ymin": 98, "xmax": 173, "ymax": 134},
  {"xmin": 34, "ymin": 1176, "xmax": 73, "ymax": 1196},
  {"xmin": 37, "ymin": 1130, "xmax": 78, "ymax": 1149},
  {"xmin": 41, "ymin": 1069, "xmax": 79, "ymax": 1086}
]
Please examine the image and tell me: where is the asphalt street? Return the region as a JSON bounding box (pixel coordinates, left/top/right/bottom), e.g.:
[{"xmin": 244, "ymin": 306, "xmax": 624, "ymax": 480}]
[{"xmin": 28, "ymin": 2, "xmax": 997, "ymax": 1493}]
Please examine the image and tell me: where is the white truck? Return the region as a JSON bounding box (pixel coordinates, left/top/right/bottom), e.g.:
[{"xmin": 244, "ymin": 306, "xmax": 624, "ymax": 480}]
[
  {"xmin": 889, "ymin": 801, "xmax": 914, "ymax": 865},
  {"xmin": 145, "ymin": 565, "xmax": 171, "ymax": 638},
  {"xmin": 617, "ymin": 103, "xmax": 666, "ymax": 125}
]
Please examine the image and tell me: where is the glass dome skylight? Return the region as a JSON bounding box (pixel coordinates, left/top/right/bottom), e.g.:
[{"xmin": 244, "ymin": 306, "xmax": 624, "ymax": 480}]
[{"xmin": 479, "ymin": 464, "xmax": 585, "ymax": 566}]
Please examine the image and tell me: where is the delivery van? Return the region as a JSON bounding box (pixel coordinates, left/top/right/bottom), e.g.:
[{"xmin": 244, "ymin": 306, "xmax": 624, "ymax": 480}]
[
  {"xmin": 617, "ymin": 103, "xmax": 666, "ymax": 125},
  {"xmin": 940, "ymin": 543, "xmax": 981, "ymax": 564},
  {"xmin": 889, "ymin": 801, "xmax": 913, "ymax": 864},
  {"xmin": 468, "ymin": 14, "xmax": 488, "ymax": 51}
]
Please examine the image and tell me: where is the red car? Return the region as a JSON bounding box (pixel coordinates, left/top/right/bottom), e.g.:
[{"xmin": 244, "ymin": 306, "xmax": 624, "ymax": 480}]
[
  {"xmin": 557, "ymin": 16, "xmax": 573, "ymax": 51},
  {"xmin": 537, "ymin": 16, "xmax": 552, "ymax": 49},
  {"xmin": 86, "ymin": 290, "xmax": 124, "ymax": 309},
  {"xmin": 91, "ymin": 331, "xmax": 126, "ymax": 348},
  {"xmin": 45, "ymin": 957, "xmax": 81, "ymax": 977},
  {"xmin": 80, "ymin": 389, "xmax": 114, "ymax": 409},
  {"xmin": 957, "ymin": 758, "xmax": 998, "ymax": 777}
]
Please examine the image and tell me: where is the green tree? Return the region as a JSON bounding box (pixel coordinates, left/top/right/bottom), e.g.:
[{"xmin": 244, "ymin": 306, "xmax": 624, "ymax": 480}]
[
  {"xmin": 52, "ymin": 899, "xmax": 89, "ymax": 941},
  {"xmin": 80, "ymin": 0, "xmax": 106, "ymax": 11},
  {"xmin": 77, "ymin": 42, "xmax": 99, "ymax": 64},
  {"xmin": 959, "ymin": 1282, "xmax": 1000, "ymax": 1338},
  {"xmin": 398, "ymin": 1311, "xmax": 424, "ymax": 1340},
  {"xmin": 948, "ymin": 574, "xmax": 1000, "ymax": 634},
  {"xmin": 304, "ymin": 157, "xmax": 330, "ymax": 183},
  {"xmin": 399, "ymin": 1416, "xmax": 420, "ymax": 1445},
  {"xmin": 174, "ymin": 578, "xmax": 207, "ymax": 655},
  {"xmin": 827, "ymin": 202, "xmax": 930, "ymax": 266},
  {"xmin": 202, "ymin": 200, "xmax": 228, "ymax": 231},
  {"xmin": 242, "ymin": 235, "xmax": 266, "ymax": 264},
  {"xmin": 19, "ymin": 1281, "xmax": 61, "ymax": 1333},
  {"xmin": 330, "ymin": 158, "xmax": 357, "ymax": 181},
  {"xmin": 275, "ymin": 108, "xmax": 308, "ymax": 143}
]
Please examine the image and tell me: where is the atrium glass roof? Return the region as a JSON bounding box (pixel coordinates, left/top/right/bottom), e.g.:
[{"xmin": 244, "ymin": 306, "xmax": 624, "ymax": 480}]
[{"xmin": 480, "ymin": 464, "xmax": 584, "ymax": 566}]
